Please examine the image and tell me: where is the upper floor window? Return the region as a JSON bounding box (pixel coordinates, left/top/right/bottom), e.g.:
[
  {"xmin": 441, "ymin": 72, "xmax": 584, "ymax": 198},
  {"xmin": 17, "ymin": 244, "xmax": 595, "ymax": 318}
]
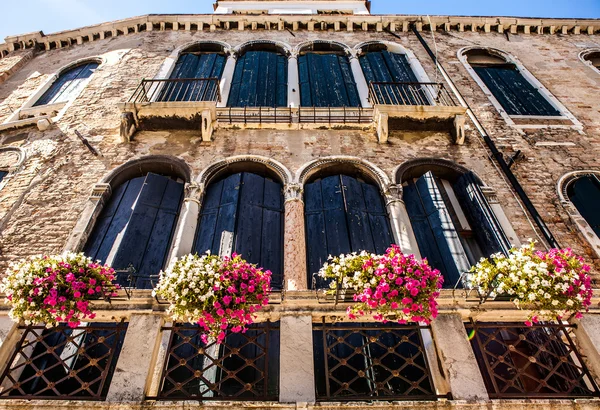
[
  {"xmin": 567, "ymin": 174, "xmax": 600, "ymax": 239},
  {"xmin": 299, "ymin": 43, "xmax": 360, "ymax": 107},
  {"xmin": 359, "ymin": 43, "xmax": 428, "ymax": 105},
  {"xmin": 464, "ymin": 49, "xmax": 560, "ymax": 117},
  {"xmin": 227, "ymin": 44, "xmax": 288, "ymax": 108},
  {"xmin": 403, "ymin": 170, "xmax": 510, "ymax": 287},
  {"xmin": 34, "ymin": 61, "xmax": 99, "ymax": 107},
  {"xmin": 305, "ymin": 173, "xmax": 393, "ymax": 288},
  {"xmin": 580, "ymin": 50, "xmax": 600, "ymax": 73},
  {"xmin": 158, "ymin": 44, "xmax": 226, "ymax": 102},
  {"xmin": 193, "ymin": 171, "xmax": 284, "ymax": 289},
  {"xmin": 84, "ymin": 172, "xmax": 184, "ymax": 289}
]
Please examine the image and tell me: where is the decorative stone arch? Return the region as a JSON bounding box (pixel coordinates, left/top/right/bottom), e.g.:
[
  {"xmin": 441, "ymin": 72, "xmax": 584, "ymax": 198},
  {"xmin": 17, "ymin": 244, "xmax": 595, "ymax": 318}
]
[
  {"xmin": 197, "ymin": 155, "xmax": 293, "ymax": 194},
  {"xmin": 579, "ymin": 49, "xmax": 600, "ymax": 75},
  {"xmin": 295, "ymin": 39, "xmax": 353, "ymax": 56},
  {"xmin": 457, "ymin": 46, "xmax": 581, "ymax": 129},
  {"xmin": 0, "ymin": 146, "xmax": 26, "ymax": 189},
  {"xmin": 234, "ymin": 39, "xmax": 292, "ymax": 56},
  {"xmin": 353, "ymin": 40, "xmax": 433, "ymax": 85},
  {"xmin": 395, "ymin": 157, "xmax": 485, "ymax": 186},
  {"xmin": 296, "ymin": 156, "xmax": 391, "ymax": 199},
  {"xmin": 63, "ymin": 155, "xmax": 192, "ymax": 253},
  {"xmin": 4, "ymin": 56, "xmax": 105, "ymax": 125},
  {"xmin": 558, "ymin": 170, "xmax": 600, "ymax": 258}
]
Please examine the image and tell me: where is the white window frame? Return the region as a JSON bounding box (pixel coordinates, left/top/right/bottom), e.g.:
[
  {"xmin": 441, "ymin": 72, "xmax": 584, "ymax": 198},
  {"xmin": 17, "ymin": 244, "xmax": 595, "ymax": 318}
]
[
  {"xmin": 558, "ymin": 170, "xmax": 600, "ymax": 259},
  {"xmin": 457, "ymin": 46, "xmax": 581, "ymax": 130},
  {"xmin": 579, "ymin": 49, "xmax": 600, "ymax": 76},
  {"xmin": 2, "ymin": 57, "xmax": 103, "ymax": 126}
]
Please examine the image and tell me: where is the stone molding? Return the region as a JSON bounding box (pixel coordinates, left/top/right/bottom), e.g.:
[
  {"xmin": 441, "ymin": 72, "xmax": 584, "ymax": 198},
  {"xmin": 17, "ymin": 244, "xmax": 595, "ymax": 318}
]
[
  {"xmin": 0, "ymin": 146, "xmax": 26, "ymax": 172},
  {"xmin": 235, "ymin": 39, "xmax": 293, "ymax": 55},
  {"xmin": 296, "ymin": 155, "xmax": 391, "ymax": 192},
  {"xmin": 579, "ymin": 48, "xmax": 600, "ymax": 76},
  {"xmin": 100, "ymin": 155, "xmax": 192, "ymax": 187},
  {"xmin": 197, "ymin": 155, "xmax": 293, "ymax": 186},
  {"xmin": 394, "ymin": 157, "xmax": 481, "ymax": 184},
  {"xmin": 283, "ymin": 183, "xmax": 303, "ymax": 203},
  {"xmin": 89, "ymin": 183, "xmax": 112, "ymax": 202}
]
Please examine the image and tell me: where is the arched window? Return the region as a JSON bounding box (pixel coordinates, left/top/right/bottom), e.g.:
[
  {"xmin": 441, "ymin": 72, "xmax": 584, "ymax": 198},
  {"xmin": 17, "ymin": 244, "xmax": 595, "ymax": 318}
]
[
  {"xmin": 359, "ymin": 43, "xmax": 427, "ymax": 105},
  {"xmin": 567, "ymin": 175, "xmax": 600, "ymax": 239},
  {"xmin": 464, "ymin": 49, "xmax": 560, "ymax": 117},
  {"xmin": 403, "ymin": 170, "xmax": 510, "ymax": 287},
  {"xmin": 159, "ymin": 43, "xmax": 226, "ymax": 102},
  {"xmin": 581, "ymin": 50, "xmax": 600, "ymax": 73},
  {"xmin": 305, "ymin": 173, "xmax": 393, "ymax": 288},
  {"xmin": 227, "ymin": 43, "xmax": 288, "ymax": 107},
  {"xmin": 84, "ymin": 172, "xmax": 185, "ymax": 288},
  {"xmin": 34, "ymin": 61, "xmax": 99, "ymax": 107},
  {"xmin": 193, "ymin": 171, "xmax": 284, "ymax": 288},
  {"xmin": 298, "ymin": 43, "xmax": 360, "ymax": 107}
]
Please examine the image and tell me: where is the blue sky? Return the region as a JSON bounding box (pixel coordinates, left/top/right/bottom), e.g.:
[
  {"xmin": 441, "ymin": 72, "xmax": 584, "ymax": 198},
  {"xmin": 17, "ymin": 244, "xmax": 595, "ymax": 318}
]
[{"xmin": 1, "ymin": 0, "xmax": 599, "ymax": 41}]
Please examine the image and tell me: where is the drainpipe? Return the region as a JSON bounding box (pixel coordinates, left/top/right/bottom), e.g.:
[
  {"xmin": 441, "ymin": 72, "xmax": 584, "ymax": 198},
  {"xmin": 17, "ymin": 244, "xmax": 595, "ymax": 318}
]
[{"xmin": 402, "ymin": 26, "xmax": 560, "ymax": 249}]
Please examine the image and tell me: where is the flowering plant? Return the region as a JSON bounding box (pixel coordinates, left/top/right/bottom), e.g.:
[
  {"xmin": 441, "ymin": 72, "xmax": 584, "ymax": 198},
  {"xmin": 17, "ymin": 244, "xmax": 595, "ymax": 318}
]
[
  {"xmin": 0, "ymin": 253, "xmax": 119, "ymax": 328},
  {"xmin": 469, "ymin": 241, "xmax": 594, "ymax": 325},
  {"xmin": 318, "ymin": 245, "xmax": 443, "ymax": 324},
  {"xmin": 153, "ymin": 253, "xmax": 271, "ymax": 344}
]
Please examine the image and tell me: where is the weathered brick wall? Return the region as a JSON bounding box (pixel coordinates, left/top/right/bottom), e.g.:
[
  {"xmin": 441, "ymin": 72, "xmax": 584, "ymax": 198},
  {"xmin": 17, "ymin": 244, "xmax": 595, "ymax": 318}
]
[{"xmin": 0, "ymin": 27, "xmax": 598, "ymax": 275}]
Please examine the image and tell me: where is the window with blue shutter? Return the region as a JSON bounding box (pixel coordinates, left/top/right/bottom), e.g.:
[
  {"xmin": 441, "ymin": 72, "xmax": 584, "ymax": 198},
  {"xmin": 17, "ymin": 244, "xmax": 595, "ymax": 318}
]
[
  {"xmin": 359, "ymin": 49, "xmax": 428, "ymax": 105},
  {"xmin": 158, "ymin": 52, "xmax": 226, "ymax": 102},
  {"xmin": 304, "ymin": 174, "xmax": 393, "ymax": 289},
  {"xmin": 567, "ymin": 175, "xmax": 600, "ymax": 239},
  {"xmin": 298, "ymin": 48, "xmax": 360, "ymax": 107},
  {"xmin": 403, "ymin": 171, "xmax": 509, "ymax": 287},
  {"xmin": 193, "ymin": 172, "xmax": 284, "ymax": 289},
  {"xmin": 0, "ymin": 170, "xmax": 7, "ymax": 185},
  {"xmin": 84, "ymin": 173, "xmax": 184, "ymax": 289},
  {"xmin": 467, "ymin": 50, "xmax": 560, "ymax": 116},
  {"xmin": 34, "ymin": 62, "xmax": 99, "ymax": 107},
  {"xmin": 227, "ymin": 50, "xmax": 288, "ymax": 107}
]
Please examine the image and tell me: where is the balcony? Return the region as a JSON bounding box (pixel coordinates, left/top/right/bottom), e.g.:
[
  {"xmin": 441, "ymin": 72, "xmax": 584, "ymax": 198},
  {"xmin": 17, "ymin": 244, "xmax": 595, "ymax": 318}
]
[
  {"xmin": 368, "ymin": 81, "xmax": 468, "ymax": 144},
  {"xmin": 118, "ymin": 78, "xmax": 221, "ymax": 142}
]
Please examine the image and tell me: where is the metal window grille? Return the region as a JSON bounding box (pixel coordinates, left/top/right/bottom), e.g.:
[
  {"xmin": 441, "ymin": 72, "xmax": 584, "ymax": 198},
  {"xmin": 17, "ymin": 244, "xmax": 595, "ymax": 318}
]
[
  {"xmin": 128, "ymin": 78, "xmax": 221, "ymax": 103},
  {"xmin": 152, "ymin": 321, "xmax": 279, "ymax": 401},
  {"xmin": 217, "ymin": 106, "xmax": 293, "ymax": 124},
  {"xmin": 313, "ymin": 321, "xmax": 446, "ymax": 401},
  {"xmin": 298, "ymin": 106, "xmax": 373, "ymax": 124},
  {"xmin": 0, "ymin": 322, "xmax": 128, "ymax": 400},
  {"xmin": 465, "ymin": 322, "xmax": 600, "ymax": 399},
  {"xmin": 368, "ymin": 82, "xmax": 457, "ymax": 107}
]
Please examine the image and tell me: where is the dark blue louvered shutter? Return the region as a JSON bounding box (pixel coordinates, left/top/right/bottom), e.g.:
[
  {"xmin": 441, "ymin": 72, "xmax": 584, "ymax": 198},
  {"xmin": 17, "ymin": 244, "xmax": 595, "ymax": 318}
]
[
  {"xmin": 193, "ymin": 173, "xmax": 284, "ymax": 289},
  {"xmin": 299, "ymin": 53, "xmax": 359, "ymax": 107},
  {"xmin": 0, "ymin": 171, "xmax": 8, "ymax": 185},
  {"xmin": 568, "ymin": 176, "xmax": 600, "ymax": 238},
  {"xmin": 161, "ymin": 53, "xmax": 226, "ymax": 102},
  {"xmin": 305, "ymin": 175, "xmax": 393, "ymax": 288},
  {"xmin": 473, "ymin": 65, "xmax": 560, "ymax": 116},
  {"xmin": 227, "ymin": 51, "xmax": 287, "ymax": 107},
  {"xmin": 110, "ymin": 173, "xmax": 184, "ymax": 288},
  {"xmin": 34, "ymin": 62, "xmax": 98, "ymax": 106},
  {"xmin": 403, "ymin": 172, "xmax": 470, "ymax": 287},
  {"xmin": 454, "ymin": 172, "xmax": 512, "ymax": 257}
]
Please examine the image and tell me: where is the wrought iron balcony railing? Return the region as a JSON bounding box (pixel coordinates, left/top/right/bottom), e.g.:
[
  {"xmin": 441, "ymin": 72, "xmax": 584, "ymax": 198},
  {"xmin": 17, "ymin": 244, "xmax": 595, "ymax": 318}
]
[
  {"xmin": 368, "ymin": 81, "xmax": 457, "ymax": 107},
  {"xmin": 151, "ymin": 321, "xmax": 280, "ymax": 401},
  {"xmin": 466, "ymin": 322, "xmax": 600, "ymax": 399},
  {"xmin": 313, "ymin": 321, "xmax": 447, "ymax": 401},
  {"xmin": 128, "ymin": 78, "xmax": 221, "ymax": 104},
  {"xmin": 0, "ymin": 322, "xmax": 128, "ymax": 400}
]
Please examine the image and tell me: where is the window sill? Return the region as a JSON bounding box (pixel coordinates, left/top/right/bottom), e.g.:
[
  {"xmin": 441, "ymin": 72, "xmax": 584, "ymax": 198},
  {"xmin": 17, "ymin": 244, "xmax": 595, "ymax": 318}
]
[
  {"xmin": 0, "ymin": 115, "xmax": 52, "ymax": 132},
  {"xmin": 18, "ymin": 101, "xmax": 66, "ymax": 119}
]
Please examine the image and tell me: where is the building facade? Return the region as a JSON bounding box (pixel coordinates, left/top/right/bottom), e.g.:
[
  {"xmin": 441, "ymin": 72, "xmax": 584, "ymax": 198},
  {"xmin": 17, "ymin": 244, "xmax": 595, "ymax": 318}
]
[{"xmin": 0, "ymin": 0, "xmax": 599, "ymax": 408}]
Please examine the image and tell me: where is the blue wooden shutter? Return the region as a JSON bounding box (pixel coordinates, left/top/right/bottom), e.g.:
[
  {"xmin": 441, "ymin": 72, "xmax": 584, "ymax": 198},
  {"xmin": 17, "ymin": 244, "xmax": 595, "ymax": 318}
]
[
  {"xmin": 299, "ymin": 53, "xmax": 359, "ymax": 107},
  {"xmin": 193, "ymin": 173, "xmax": 284, "ymax": 289},
  {"xmin": 161, "ymin": 53, "xmax": 225, "ymax": 102},
  {"xmin": 454, "ymin": 172, "xmax": 512, "ymax": 256},
  {"xmin": 403, "ymin": 172, "xmax": 470, "ymax": 287},
  {"xmin": 227, "ymin": 51, "xmax": 287, "ymax": 108},
  {"xmin": 305, "ymin": 175, "xmax": 393, "ymax": 288},
  {"xmin": 110, "ymin": 173, "xmax": 184, "ymax": 288},
  {"xmin": 473, "ymin": 65, "xmax": 560, "ymax": 116},
  {"xmin": 568, "ymin": 176, "xmax": 600, "ymax": 238},
  {"xmin": 34, "ymin": 62, "xmax": 98, "ymax": 106},
  {"xmin": 0, "ymin": 171, "xmax": 7, "ymax": 185}
]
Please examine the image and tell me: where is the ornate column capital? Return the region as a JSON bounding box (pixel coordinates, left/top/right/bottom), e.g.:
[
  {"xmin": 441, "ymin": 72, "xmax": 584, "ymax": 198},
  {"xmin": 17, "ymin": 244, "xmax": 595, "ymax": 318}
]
[
  {"xmin": 347, "ymin": 49, "xmax": 362, "ymax": 61},
  {"xmin": 384, "ymin": 183, "xmax": 404, "ymax": 205},
  {"xmin": 288, "ymin": 50, "xmax": 299, "ymax": 59},
  {"xmin": 184, "ymin": 182, "xmax": 203, "ymax": 205},
  {"xmin": 89, "ymin": 183, "xmax": 112, "ymax": 203},
  {"xmin": 480, "ymin": 186, "xmax": 499, "ymax": 204},
  {"xmin": 284, "ymin": 183, "xmax": 303, "ymax": 203},
  {"xmin": 224, "ymin": 47, "xmax": 238, "ymax": 60}
]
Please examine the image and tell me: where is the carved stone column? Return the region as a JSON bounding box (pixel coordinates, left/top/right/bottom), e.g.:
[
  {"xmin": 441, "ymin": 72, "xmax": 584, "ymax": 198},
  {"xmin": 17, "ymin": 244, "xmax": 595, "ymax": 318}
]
[
  {"xmin": 167, "ymin": 183, "xmax": 203, "ymax": 262},
  {"xmin": 287, "ymin": 51, "xmax": 301, "ymax": 108},
  {"xmin": 385, "ymin": 184, "xmax": 421, "ymax": 258},
  {"xmin": 217, "ymin": 49, "xmax": 237, "ymax": 108},
  {"xmin": 348, "ymin": 50, "xmax": 371, "ymax": 108},
  {"xmin": 283, "ymin": 183, "xmax": 307, "ymax": 291}
]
